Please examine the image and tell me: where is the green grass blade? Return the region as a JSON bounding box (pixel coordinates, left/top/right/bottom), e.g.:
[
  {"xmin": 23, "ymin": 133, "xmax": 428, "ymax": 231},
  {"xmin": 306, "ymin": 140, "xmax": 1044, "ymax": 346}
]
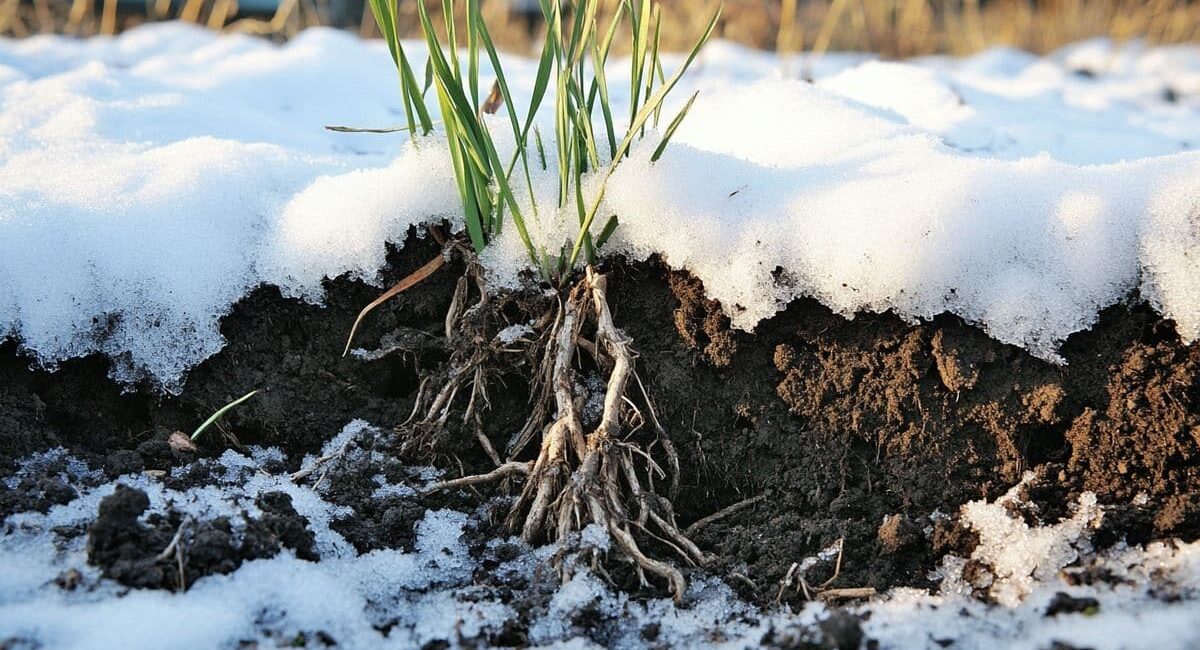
[
  {"xmin": 629, "ymin": 0, "xmax": 652, "ymax": 128},
  {"xmin": 565, "ymin": 73, "xmax": 600, "ymax": 170},
  {"xmin": 554, "ymin": 69, "xmax": 570, "ymax": 206},
  {"xmin": 467, "ymin": 0, "xmax": 481, "ymax": 111},
  {"xmin": 366, "ymin": 0, "xmax": 399, "ymax": 66},
  {"xmin": 594, "ymin": 214, "xmax": 620, "ymax": 249},
  {"xmin": 191, "ymin": 390, "xmax": 258, "ymax": 441},
  {"xmin": 590, "ymin": 2, "xmax": 624, "ymax": 157},
  {"xmin": 417, "ymin": 2, "xmax": 491, "ymax": 165},
  {"xmin": 482, "ymin": 130, "xmax": 540, "ymax": 267},
  {"xmin": 365, "ymin": 0, "xmax": 419, "ymax": 136},
  {"xmin": 523, "ymin": 25, "xmax": 557, "ymax": 138},
  {"xmin": 399, "ymin": 47, "xmax": 434, "ymax": 134},
  {"xmin": 566, "ymin": 0, "xmax": 598, "ymax": 68},
  {"xmin": 568, "ymin": 5, "xmax": 721, "ymax": 267},
  {"xmin": 612, "ymin": 7, "xmax": 719, "ymax": 164},
  {"xmin": 648, "ymin": 5, "xmax": 664, "ymax": 128},
  {"xmin": 534, "ymin": 125, "xmax": 547, "ymax": 170},
  {"xmin": 573, "ymin": 145, "xmax": 595, "ymax": 263},
  {"xmin": 441, "ymin": 0, "xmax": 460, "ymax": 81},
  {"xmin": 452, "ymin": 156, "xmax": 487, "ymax": 253},
  {"xmin": 651, "ymin": 90, "xmax": 698, "ymax": 162},
  {"xmin": 476, "ymin": 13, "xmax": 539, "ymax": 215}
]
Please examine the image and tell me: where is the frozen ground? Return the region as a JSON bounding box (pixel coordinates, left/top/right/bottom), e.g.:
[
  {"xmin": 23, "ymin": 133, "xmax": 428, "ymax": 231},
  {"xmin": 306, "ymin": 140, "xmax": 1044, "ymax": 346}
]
[
  {"xmin": 3, "ymin": 422, "xmax": 1200, "ymax": 650},
  {"xmin": 0, "ymin": 24, "xmax": 1197, "ymax": 388},
  {"xmin": 2, "ymin": 24, "xmax": 1200, "ymax": 649}
]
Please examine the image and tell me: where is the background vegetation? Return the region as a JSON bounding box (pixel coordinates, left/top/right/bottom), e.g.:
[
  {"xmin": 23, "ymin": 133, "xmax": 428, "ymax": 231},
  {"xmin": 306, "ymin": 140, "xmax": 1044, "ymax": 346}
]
[{"xmin": 2, "ymin": 0, "xmax": 1198, "ymax": 58}]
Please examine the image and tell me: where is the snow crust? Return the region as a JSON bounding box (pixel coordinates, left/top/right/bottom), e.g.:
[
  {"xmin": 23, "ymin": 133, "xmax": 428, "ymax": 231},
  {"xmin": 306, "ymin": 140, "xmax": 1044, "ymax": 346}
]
[
  {"xmin": 937, "ymin": 473, "xmax": 1104, "ymax": 606},
  {"xmin": 4, "ymin": 426, "xmax": 1200, "ymax": 649},
  {"xmin": 1, "ymin": 25, "xmax": 1198, "ymax": 387}
]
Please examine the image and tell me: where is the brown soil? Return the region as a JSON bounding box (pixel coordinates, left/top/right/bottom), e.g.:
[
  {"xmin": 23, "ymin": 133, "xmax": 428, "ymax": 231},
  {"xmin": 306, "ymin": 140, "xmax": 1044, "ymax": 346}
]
[{"xmin": 1, "ymin": 233, "xmax": 1198, "ymax": 609}]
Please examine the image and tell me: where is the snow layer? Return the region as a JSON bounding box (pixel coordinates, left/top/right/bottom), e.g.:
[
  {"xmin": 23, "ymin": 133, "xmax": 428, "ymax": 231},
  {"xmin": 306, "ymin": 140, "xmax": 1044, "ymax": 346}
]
[
  {"xmin": 3, "ymin": 426, "xmax": 1200, "ymax": 649},
  {"xmin": 0, "ymin": 25, "xmax": 1198, "ymax": 387}
]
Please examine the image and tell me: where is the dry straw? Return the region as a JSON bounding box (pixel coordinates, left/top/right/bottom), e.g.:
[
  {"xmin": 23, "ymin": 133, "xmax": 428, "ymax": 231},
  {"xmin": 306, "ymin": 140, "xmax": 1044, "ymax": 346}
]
[{"xmin": 4, "ymin": 1, "xmax": 1197, "ymax": 55}]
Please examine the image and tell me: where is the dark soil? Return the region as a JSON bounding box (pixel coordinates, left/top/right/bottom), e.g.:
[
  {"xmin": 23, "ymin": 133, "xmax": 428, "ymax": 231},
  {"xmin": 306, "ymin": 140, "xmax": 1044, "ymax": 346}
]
[
  {"xmin": 1, "ymin": 233, "xmax": 1198, "ymax": 611},
  {"xmin": 87, "ymin": 483, "xmax": 316, "ymax": 590}
]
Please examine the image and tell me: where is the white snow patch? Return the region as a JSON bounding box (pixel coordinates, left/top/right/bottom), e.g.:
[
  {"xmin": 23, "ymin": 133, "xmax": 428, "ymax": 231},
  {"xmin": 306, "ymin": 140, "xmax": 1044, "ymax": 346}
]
[
  {"xmin": 938, "ymin": 473, "xmax": 1104, "ymax": 606},
  {"xmin": 0, "ymin": 26, "xmax": 1198, "ymax": 385},
  {"xmin": 497, "ymin": 322, "xmax": 534, "ymax": 345}
]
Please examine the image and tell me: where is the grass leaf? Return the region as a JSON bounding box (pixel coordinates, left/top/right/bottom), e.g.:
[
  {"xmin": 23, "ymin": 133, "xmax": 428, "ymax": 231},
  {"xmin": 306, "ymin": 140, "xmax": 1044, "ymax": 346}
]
[
  {"xmin": 568, "ymin": 4, "xmax": 722, "ymax": 267},
  {"xmin": 651, "ymin": 90, "xmax": 699, "ymax": 162},
  {"xmin": 191, "ymin": 390, "xmax": 259, "ymax": 441}
]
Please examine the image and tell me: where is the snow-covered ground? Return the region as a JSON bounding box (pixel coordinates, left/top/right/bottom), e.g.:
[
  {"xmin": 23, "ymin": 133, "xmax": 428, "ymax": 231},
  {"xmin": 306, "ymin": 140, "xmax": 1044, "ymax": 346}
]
[
  {"xmin": 2, "ymin": 23, "xmax": 1200, "ymax": 649},
  {"xmin": 0, "ymin": 24, "xmax": 1197, "ymax": 389},
  {"xmin": 4, "ymin": 424, "xmax": 1200, "ymax": 650}
]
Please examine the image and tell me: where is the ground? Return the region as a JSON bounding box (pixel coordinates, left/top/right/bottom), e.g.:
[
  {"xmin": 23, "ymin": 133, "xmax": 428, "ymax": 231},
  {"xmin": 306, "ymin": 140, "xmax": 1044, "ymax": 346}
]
[
  {"xmin": 2, "ymin": 236, "xmax": 1199, "ymax": 647},
  {"xmin": 2, "ymin": 22, "xmax": 1200, "ymax": 650}
]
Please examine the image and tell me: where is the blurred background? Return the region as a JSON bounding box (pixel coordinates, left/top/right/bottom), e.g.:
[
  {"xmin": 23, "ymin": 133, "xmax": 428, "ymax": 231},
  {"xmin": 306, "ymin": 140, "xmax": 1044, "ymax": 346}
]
[{"xmin": 0, "ymin": 0, "xmax": 1197, "ymax": 57}]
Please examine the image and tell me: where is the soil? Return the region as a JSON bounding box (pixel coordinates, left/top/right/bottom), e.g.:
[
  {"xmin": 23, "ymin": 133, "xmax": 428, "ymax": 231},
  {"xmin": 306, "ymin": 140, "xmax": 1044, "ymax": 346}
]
[
  {"xmin": 86, "ymin": 483, "xmax": 317, "ymax": 590},
  {"xmin": 1, "ymin": 231, "xmax": 1198, "ymax": 612}
]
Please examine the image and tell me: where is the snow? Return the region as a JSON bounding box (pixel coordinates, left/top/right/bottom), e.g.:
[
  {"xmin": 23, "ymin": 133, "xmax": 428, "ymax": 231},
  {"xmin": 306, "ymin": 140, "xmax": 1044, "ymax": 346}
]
[
  {"xmin": 602, "ymin": 82, "xmax": 1200, "ymax": 360},
  {"xmin": 937, "ymin": 473, "xmax": 1104, "ymax": 606},
  {"xmin": 0, "ymin": 25, "xmax": 1197, "ymax": 386},
  {"xmin": 2, "ymin": 25, "xmax": 1199, "ymax": 647},
  {"xmin": 4, "ymin": 426, "xmax": 1200, "ymax": 649}
]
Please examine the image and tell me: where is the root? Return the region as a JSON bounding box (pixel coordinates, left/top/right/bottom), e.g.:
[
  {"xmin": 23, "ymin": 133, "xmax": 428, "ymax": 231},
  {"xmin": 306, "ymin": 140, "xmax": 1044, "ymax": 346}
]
[
  {"xmin": 421, "ymin": 461, "xmax": 530, "ymax": 494},
  {"xmin": 392, "ymin": 249, "xmax": 513, "ymax": 462},
  {"xmin": 154, "ymin": 516, "xmax": 191, "ymax": 592},
  {"xmin": 382, "ymin": 260, "xmax": 705, "ymax": 603},
  {"xmin": 773, "ymin": 537, "xmax": 873, "ymax": 604},
  {"xmin": 685, "ymin": 493, "xmax": 767, "ymax": 537},
  {"xmin": 291, "ymin": 437, "xmax": 353, "ymax": 486},
  {"xmin": 505, "ymin": 268, "xmax": 705, "ymax": 603}
]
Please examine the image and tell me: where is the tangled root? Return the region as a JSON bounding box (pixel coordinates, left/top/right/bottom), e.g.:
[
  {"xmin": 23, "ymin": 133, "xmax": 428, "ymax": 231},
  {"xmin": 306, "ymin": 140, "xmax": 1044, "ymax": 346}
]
[
  {"xmin": 419, "ymin": 266, "xmax": 707, "ymax": 602},
  {"xmin": 393, "ymin": 250, "xmax": 543, "ymax": 466}
]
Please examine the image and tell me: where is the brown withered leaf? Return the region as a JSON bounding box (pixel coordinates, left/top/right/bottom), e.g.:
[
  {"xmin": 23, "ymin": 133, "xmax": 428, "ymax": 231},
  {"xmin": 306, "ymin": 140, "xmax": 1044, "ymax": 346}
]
[{"xmin": 481, "ymin": 80, "xmax": 504, "ymax": 115}]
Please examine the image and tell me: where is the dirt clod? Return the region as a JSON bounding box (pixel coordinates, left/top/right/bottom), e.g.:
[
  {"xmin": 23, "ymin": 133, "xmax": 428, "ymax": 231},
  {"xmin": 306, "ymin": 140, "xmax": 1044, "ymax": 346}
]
[
  {"xmin": 1045, "ymin": 592, "xmax": 1100, "ymax": 617},
  {"xmin": 877, "ymin": 514, "xmax": 919, "ymax": 554},
  {"xmin": 86, "ymin": 484, "xmax": 319, "ymax": 590},
  {"xmin": 103, "ymin": 450, "xmax": 144, "ymax": 477}
]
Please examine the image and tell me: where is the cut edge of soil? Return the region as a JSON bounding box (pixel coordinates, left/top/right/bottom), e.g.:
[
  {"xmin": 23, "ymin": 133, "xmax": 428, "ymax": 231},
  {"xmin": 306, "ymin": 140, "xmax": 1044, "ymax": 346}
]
[{"xmin": 1, "ymin": 233, "xmax": 1198, "ymax": 608}]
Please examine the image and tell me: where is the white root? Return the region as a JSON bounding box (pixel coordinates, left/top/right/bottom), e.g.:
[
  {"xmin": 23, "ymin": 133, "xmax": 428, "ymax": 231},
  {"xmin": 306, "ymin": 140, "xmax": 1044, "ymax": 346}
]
[
  {"xmin": 399, "ymin": 265, "xmax": 704, "ymax": 602},
  {"xmin": 685, "ymin": 493, "xmax": 767, "ymax": 537},
  {"xmin": 509, "ymin": 293, "xmax": 584, "ymax": 540},
  {"xmin": 421, "ymin": 461, "xmax": 530, "ymax": 494},
  {"xmin": 154, "ymin": 516, "xmax": 192, "ymax": 592},
  {"xmin": 508, "ymin": 268, "xmax": 702, "ymax": 602},
  {"xmin": 397, "ymin": 253, "xmax": 510, "ymax": 461},
  {"xmin": 291, "ymin": 438, "xmax": 352, "ymax": 484}
]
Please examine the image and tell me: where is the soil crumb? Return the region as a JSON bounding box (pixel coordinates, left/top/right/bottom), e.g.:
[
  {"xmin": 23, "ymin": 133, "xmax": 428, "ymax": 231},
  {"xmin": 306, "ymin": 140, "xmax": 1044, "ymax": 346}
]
[{"xmin": 86, "ymin": 484, "xmax": 317, "ymax": 590}]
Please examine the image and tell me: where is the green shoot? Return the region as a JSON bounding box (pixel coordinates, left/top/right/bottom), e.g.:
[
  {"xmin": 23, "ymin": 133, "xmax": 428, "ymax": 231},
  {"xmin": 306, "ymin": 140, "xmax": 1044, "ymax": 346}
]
[
  {"xmin": 191, "ymin": 389, "xmax": 259, "ymax": 441},
  {"xmin": 652, "ymin": 91, "xmax": 699, "ymax": 162},
  {"xmin": 568, "ymin": 6, "xmax": 722, "ymax": 267},
  {"xmin": 361, "ymin": 0, "xmax": 720, "ymax": 282}
]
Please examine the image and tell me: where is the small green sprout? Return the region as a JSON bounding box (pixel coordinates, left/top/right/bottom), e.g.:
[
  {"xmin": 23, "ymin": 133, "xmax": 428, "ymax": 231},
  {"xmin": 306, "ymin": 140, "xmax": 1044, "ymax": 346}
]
[{"xmin": 191, "ymin": 389, "xmax": 259, "ymax": 441}]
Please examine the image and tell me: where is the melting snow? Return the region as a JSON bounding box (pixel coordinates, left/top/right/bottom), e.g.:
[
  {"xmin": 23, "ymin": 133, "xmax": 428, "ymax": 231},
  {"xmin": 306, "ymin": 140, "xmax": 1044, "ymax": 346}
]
[{"xmin": 0, "ymin": 25, "xmax": 1197, "ymax": 386}]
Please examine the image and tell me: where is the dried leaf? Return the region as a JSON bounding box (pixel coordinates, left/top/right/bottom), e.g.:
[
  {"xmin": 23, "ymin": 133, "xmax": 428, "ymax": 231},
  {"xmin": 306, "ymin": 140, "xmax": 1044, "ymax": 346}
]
[{"xmin": 481, "ymin": 80, "xmax": 504, "ymax": 115}]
